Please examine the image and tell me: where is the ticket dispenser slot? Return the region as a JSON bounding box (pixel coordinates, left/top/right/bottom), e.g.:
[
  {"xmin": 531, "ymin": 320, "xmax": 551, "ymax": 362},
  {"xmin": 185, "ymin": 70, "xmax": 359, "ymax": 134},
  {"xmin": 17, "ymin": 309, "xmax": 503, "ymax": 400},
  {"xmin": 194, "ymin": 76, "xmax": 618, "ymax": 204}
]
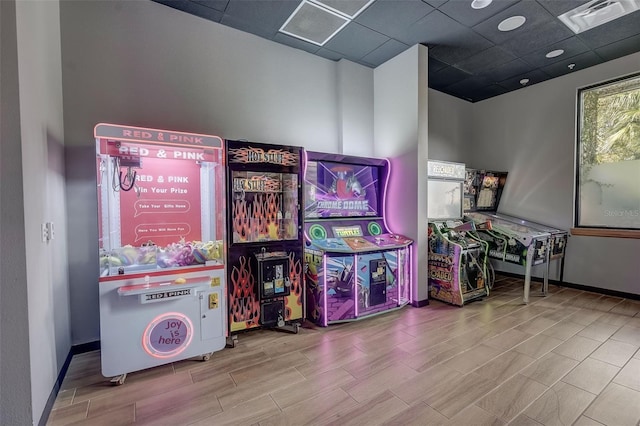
[{"xmin": 369, "ymin": 259, "xmax": 387, "ymax": 306}]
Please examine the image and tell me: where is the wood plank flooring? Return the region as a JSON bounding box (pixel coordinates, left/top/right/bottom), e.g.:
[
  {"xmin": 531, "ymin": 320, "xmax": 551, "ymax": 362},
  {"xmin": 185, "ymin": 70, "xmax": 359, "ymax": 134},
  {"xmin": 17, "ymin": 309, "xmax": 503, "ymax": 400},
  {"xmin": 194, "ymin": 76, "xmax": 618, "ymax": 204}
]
[{"xmin": 47, "ymin": 276, "xmax": 640, "ymax": 425}]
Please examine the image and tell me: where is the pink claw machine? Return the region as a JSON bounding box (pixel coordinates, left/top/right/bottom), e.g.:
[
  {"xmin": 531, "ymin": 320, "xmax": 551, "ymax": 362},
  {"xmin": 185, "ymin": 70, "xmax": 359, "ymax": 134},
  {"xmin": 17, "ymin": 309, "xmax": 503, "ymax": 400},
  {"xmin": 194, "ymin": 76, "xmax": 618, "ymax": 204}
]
[{"xmin": 95, "ymin": 123, "xmax": 227, "ymax": 384}]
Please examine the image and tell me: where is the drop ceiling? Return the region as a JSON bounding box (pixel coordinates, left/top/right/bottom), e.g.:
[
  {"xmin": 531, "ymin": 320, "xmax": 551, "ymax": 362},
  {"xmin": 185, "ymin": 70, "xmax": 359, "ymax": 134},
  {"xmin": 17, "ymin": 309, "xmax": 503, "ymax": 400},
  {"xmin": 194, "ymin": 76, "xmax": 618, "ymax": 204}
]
[{"xmin": 153, "ymin": 0, "xmax": 640, "ymax": 102}]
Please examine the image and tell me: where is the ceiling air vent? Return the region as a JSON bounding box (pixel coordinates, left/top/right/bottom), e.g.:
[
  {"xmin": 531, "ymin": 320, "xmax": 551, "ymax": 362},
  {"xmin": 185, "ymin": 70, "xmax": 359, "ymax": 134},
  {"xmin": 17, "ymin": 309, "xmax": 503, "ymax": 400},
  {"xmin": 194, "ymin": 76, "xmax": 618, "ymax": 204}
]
[
  {"xmin": 279, "ymin": 0, "xmax": 349, "ymax": 46},
  {"xmin": 558, "ymin": 0, "xmax": 640, "ymax": 34}
]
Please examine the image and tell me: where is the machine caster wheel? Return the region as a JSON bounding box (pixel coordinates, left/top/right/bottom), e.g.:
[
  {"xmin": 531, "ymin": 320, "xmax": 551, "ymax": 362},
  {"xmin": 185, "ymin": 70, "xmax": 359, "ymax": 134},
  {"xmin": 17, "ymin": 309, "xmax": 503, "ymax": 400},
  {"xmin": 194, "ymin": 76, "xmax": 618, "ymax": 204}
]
[
  {"xmin": 293, "ymin": 323, "xmax": 300, "ymax": 334},
  {"xmin": 202, "ymin": 353, "xmax": 212, "ymax": 361},
  {"xmin": 110, "ymin": 373, "xmax": 127, "ymax": 386}
]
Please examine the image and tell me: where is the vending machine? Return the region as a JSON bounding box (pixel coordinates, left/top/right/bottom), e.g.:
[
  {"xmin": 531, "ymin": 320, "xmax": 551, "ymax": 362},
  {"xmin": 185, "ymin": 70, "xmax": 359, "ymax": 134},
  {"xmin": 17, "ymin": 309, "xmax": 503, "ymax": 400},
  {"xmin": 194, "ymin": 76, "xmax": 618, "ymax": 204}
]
[
  {"xmin": 427, "ymin": 160, "xmax": 490, "ymax": 306},
  {"xmin": 225, "ymin": 140, "xmax": 304, "ymax": 342},
  {"xmin": 303, "ymin": 152, "xmax": 412, "ymax": 326},
  {"xmin": 96, "ymin": 123, "xmax": 227, "ymax": 384},
  {"xmin": 463, "ymin": 168, "xmax": 568, "ymax": 303}
]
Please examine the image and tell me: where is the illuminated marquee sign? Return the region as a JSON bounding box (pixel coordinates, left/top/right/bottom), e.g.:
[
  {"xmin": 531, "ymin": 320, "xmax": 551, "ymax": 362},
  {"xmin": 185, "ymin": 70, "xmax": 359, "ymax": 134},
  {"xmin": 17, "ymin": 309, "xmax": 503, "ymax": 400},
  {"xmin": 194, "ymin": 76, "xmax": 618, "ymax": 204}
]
[
  {"xmin": 332, "ymin": 226, "xmax": 363, "ymax": 238},
  {"xmin": 94, "ymin": 123, "xmax": 223, "ymax": 149},
  {"xmin": 228, "ymin": 147, "xmax": 298, "ymax": 166}
]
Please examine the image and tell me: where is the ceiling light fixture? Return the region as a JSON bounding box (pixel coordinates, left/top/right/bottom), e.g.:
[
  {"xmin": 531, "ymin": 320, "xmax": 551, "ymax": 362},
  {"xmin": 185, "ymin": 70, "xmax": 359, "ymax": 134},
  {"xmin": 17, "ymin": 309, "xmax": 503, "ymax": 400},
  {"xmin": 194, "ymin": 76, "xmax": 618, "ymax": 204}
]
[
  {"xmin": 546, "ymin": 49, "xmax": 565, "ymax": 58},
  {"xmin": 520, "ymin": 78, "xmax": 530, "ymax": 85},
  {"xmin": 568, "ymin": 63, "xmax": 576, "ymax": 70},
  {"xmin": 471, "ymin": 0, "xmax": 493, "ymax": 9},
  {"xmin": 498, "ymin": 15, "xmax": 526, "ymax": 31}
]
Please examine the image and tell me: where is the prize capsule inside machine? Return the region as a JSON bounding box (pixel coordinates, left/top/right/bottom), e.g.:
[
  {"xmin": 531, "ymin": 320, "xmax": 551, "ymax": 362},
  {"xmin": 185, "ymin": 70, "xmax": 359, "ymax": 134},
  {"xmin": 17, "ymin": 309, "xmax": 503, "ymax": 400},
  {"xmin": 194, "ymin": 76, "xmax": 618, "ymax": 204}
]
[{"xmin": 95, "ymin": 123, "xmax": 227, "ymax": 385}]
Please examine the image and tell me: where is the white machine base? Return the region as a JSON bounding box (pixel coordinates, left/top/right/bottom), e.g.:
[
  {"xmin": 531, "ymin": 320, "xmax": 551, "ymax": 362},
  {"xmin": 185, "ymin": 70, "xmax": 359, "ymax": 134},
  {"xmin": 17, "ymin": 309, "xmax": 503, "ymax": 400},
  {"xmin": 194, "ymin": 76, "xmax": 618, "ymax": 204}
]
[{"xmin": 99, "ymin": 267, "xmax": 226, "ymax": 380}]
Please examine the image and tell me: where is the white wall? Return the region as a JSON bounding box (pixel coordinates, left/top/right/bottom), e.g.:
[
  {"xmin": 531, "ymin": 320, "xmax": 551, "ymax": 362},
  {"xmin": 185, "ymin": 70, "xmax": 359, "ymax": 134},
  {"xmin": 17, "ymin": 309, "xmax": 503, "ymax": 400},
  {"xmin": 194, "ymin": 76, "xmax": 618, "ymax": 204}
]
[
  {"xmin": 15, "ymin": 0, "xmax": 70, "ymax": 423},
  {"xmin": 374, "ymin": 45, "xmax": 429, "ymax": 303},
  {"xmin": 60, "ymin": 0, "xmax": 358, "ymax": 344},
  {"xmin": 428, "ymin": 89, "xmax": 474, "ymax": 163},
  {"xmin": 470, "ymin": 51, "xmax": 640, "ymax": 294},
  {"xmin": 337, "ymin": 59, "xmax": 375, "ymax": 156},
  {"xmin": 0, "ymin": 2, "xmax": 32, "ymax": 424}
]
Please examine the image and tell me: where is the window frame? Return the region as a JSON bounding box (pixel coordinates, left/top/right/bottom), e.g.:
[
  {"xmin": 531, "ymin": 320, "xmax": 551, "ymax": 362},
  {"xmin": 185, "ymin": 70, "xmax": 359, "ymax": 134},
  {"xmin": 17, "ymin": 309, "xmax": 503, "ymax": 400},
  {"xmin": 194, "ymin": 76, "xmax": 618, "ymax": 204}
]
[{"xmin": 573, "ymin": 71, "xmax": 640, "ymax": 238}]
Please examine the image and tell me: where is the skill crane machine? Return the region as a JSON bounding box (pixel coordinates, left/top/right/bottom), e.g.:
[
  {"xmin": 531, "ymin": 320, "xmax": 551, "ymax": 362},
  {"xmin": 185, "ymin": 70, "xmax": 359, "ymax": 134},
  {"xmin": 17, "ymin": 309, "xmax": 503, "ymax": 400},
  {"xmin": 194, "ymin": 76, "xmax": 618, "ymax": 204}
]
[
  {"xmin": 427, "ymin": 160, "xmax": 491, "ymax": 306},
  {"xmin": 463, "ymin": 168, "xmax": 568, "ymax": 304},
  {"xmin": 96, "ymin": 124, "xmax": 227, "ymax": 384},
  {"xmin": 304, "ymin": 152, "xmax": 412, "ymax": 326},
  {"xmin": 225, "ymin": 140, "xmax": 304, "ymax": 343}
]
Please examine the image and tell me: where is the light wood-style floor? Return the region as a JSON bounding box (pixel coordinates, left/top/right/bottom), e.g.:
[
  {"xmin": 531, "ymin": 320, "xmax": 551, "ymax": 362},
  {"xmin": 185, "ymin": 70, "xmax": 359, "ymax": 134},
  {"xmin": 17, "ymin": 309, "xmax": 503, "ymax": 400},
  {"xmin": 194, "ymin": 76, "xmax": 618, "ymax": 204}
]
[{"xmin": 47, "ymin": 275, "xmax": 640, "ymax": 426}]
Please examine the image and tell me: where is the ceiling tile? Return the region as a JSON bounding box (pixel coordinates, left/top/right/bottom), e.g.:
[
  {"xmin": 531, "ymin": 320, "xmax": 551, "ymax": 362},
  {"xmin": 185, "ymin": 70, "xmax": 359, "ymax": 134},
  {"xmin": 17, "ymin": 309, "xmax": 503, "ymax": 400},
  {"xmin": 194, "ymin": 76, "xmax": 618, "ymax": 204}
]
[
  {"xmin": 576, "ymin": 11, "xmax": 640, "ymax": 49},
  {"xmin": 323, "ymin": 22, "xmax": 389, "ymax": 60},
  {"xmin": 192, "ymin": 0, "xmax": 229, "ymax": 13},
  {"xmin": 536, "ymin": 0, "xmax": 589, "ymax": 17},
  {"xmin": 473, "ymin": 0, "xmax": 556, "ymax": 44},
  {"xmin": 596, "ymin": 33, "xmax": 640, "ymax": 61},
  {"xmin": 479, "ymin": 58, "xmax": 533, "ymax": 82},
  {"xmin": 397, "ymin": 10, "xmax": 491, "ymax": 48},
  {"xmin": 429, "ymin": 42, "xmax": 493, "ymax": 66},
  {"xmin": 428, "ymin": 57, "xmax": 448, "ymax": 73},
  {"xmin": 498, "ymin": 68, "xmax": 551, "ymax": 91},
  {"xmin": 454, "ymin": 46, "xmax": 516, "ymax": 74},
  {"xmin": 361, "ymin": 39, "xmax": 410, "ymax": 66},
  {"xmin": 422, "ymin": 0, "xmax": 448, "ymax": 8},
  {"xmin": 521, "ymin": 36, "xmax": 590, "ymax": 68},
  {"xmin": 315, "ymin": 47, "xmax": 345, "ymax": 61},
  {"xmin": 541, "ymin": 50, "xmax": 604, "ymax": 78},
  {"xmin": 499, "ymin": 20, "xmax": 574, "ymax": 57},
  {"xmin": 429, "ymin": 65, "xmax": 473, "ymax": 88},
  {"xmin": 273, "ymin": 32, "xmax": 322, "ymax": 54},
  {"xmin": 355, "ymin": 0, "xmax": 434, "ymax": 40},
  {"xmin": 439, "ymin": 0, "xmax": 519, "ymax": 27},
  {"xmin": 221, "ymin": 0, "xmax": 300, "ymax": 38},
  {"xmin": 315, "ymin": 0, "xmax": 373, "ymax": 17},
  {"xmin": 155, "ymin": 0, "xmax": 224, "ymax": 22}
]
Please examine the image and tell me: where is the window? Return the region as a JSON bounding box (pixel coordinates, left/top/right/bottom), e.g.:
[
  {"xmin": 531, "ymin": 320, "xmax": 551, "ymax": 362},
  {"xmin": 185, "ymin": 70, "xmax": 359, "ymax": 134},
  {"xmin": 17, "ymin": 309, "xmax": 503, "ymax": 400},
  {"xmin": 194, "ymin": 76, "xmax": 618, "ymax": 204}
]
[{"xmin": 575, "ymin": 72, "xmax": 640, "ymax": 235}]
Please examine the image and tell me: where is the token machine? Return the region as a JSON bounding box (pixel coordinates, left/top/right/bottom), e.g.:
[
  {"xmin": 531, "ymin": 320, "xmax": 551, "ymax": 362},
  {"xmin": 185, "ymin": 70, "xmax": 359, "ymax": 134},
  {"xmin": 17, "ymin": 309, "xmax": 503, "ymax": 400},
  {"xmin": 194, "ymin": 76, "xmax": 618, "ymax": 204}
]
[
  {"xmin": 96, "ymin": 123, "xmax": 227, "ymax": 384},
  {"xmin": 427, "ymin": 160, "xmax": 490, "ymax": 306},
  {"xmin": 303, "ymin": 152, "xmax": 412, "ymax": 326},
  {"xmin": 225, "ymin": 140, "xmax": 305, "ymax": 340}
]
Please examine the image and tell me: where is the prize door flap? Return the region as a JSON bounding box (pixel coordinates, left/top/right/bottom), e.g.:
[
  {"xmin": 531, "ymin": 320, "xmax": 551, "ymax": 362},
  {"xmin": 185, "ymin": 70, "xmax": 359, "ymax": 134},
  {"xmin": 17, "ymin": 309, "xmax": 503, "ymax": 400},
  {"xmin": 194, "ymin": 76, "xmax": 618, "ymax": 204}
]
[{"xmin": 200, "ymin": 289, "xmax": 224, "ymax": 341}]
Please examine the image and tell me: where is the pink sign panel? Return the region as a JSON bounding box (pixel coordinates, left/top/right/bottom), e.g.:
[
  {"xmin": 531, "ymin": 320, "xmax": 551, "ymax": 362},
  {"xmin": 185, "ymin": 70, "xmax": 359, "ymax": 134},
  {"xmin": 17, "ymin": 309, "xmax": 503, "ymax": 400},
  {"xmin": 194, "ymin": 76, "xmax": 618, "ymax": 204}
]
[{"xmin": 119, "ymin": 157, "xmax": 201, "ymax": 247}]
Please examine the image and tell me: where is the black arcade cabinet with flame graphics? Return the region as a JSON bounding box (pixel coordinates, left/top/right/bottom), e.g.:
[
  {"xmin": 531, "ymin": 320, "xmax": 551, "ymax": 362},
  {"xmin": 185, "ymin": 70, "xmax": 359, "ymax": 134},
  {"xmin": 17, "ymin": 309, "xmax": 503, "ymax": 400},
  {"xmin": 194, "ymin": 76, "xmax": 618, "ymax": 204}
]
[
  {"xmin": 95, "ymin": 123, "xmax": 227, "ymax": 385},
  {"xmin": 225, "ymin": 140, "xmax": 304, "ymax": 343}
]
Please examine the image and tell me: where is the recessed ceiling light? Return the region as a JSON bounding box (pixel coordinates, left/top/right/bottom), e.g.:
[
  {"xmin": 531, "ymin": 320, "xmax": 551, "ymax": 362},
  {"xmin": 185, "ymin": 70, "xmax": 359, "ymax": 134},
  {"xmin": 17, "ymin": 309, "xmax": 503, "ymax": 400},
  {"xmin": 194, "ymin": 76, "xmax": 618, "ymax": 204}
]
[
  {"xmin": 498, "ymin": 15, "xmax": 526, "ymax": 31},
  {"xmin": 520, "ymin": 78, "xmax": 530, "ymax": 85},
  {"xmin": 546, "ymin": 49, "xmax": 565, "ymax": 58},
  {"xmin": 471, "ymin": 0, "xmax": 493, "ymax": 9}
]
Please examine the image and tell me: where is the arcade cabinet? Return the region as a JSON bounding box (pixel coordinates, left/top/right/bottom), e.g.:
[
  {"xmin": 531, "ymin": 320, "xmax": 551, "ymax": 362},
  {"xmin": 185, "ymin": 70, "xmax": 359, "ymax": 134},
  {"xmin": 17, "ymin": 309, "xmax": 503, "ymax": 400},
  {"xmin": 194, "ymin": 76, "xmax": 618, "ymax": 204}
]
[
  {"xmin": 427, "ymin": 160, "xmax": 490, "ymax": 306},
  {"xmin": 303, "ymin": 152, "xmax": 412, "ymax": 326},
  {"xmin": 225, "ymin": 140, "xmax": 304, "ymax": 343},
  {"xmin": 463, "ymin": 168, "xmax": 568, "ymax": 303},
  {"xmin": 96, "ymin": 123, "xmax": 227, "ymax": 384}
]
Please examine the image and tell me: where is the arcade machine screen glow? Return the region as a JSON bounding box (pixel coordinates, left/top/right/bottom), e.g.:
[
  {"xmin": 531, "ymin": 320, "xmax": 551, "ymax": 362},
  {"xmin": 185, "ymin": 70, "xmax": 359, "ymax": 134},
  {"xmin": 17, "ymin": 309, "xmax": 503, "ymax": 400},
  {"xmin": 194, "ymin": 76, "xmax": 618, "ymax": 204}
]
[{"xmin": 304, "ymin": 160, "xmax": 380, "ymax": 219}]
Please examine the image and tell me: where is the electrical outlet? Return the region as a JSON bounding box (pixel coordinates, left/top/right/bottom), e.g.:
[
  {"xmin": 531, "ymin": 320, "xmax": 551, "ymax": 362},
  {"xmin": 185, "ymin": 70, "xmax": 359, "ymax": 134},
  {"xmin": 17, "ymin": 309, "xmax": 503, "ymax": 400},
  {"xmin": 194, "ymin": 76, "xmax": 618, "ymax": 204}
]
[
  {"xmin": 47, "ymin": 222, "xmax": 55, "ymax": 240},
  {"xmin": 41, "ymin": 223, "xmax": 48, "ymax": 242}
]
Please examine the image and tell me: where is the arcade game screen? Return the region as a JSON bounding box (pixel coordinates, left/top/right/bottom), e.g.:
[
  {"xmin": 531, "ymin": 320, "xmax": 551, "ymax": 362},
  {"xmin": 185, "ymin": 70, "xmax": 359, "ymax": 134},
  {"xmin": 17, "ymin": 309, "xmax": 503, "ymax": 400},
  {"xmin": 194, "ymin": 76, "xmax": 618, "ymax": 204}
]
[{"xmin": 304, "ymin": 160, "xmax": 380, "ymax": 219}]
